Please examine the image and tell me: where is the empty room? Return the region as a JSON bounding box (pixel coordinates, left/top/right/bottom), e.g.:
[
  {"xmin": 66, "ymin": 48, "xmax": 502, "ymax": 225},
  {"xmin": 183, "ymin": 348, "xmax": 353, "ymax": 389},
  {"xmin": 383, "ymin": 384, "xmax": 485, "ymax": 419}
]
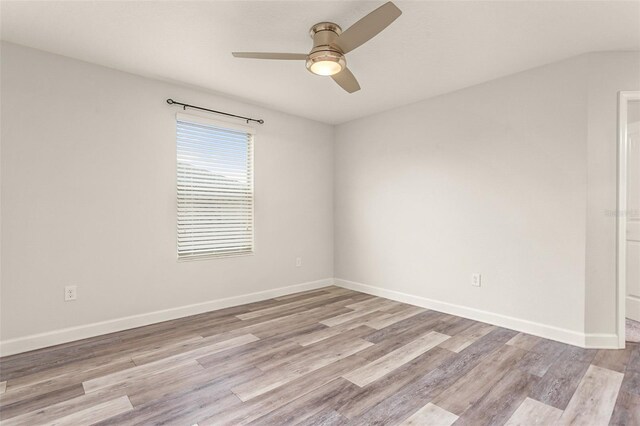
[{"xmin": 0, "ymin": 0, "xmax": 639, "ymax": 425}]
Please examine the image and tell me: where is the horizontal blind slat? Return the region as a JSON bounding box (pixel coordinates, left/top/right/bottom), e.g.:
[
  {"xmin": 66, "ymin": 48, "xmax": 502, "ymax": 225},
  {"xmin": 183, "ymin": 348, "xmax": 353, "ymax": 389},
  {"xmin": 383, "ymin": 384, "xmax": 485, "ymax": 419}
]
[
  {"xmin": 177, "ymin": 160, "xmax": 252, "ymax": 176},
  {"xmin": 177, "ymin": 167, "xmax": 252, "ymax": 181},
  {"xmin": 177, "ymin": 137, "xmax": 251, "ymax": 151}
]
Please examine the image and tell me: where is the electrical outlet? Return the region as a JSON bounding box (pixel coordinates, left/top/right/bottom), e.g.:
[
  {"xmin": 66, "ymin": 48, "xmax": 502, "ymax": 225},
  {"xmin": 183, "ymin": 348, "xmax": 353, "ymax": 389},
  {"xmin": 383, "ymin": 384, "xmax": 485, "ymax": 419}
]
[
  {"xmin": 65, "ymin": 285, "xmax": 77, "ymax": 301},
  {"xmin": 471, "ymin": 274, "xmax": 481, "ymax": 287},
  {"xmin": 296, "ymin": 257, "xmax": 302, "ymax": 267}
]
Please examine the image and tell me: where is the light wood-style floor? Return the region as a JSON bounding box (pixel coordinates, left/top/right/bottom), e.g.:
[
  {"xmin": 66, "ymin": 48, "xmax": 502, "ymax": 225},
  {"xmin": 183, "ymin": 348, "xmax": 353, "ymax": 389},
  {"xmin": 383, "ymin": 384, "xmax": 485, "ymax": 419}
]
[
  {"xmin": 0, "ymin": 286, "xmax": 638, "ymax": 425},
  {"xmin": 627, "ymin": 319, "xmax": 640, "ymax": 344}
]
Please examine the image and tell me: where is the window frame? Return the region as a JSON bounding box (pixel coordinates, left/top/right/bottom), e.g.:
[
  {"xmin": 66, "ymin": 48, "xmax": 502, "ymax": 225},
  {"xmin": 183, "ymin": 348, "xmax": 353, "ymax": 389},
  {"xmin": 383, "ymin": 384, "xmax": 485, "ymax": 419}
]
[{"xmin": 175, "ymin": 112, "xmax": 256, "ymax": 261}]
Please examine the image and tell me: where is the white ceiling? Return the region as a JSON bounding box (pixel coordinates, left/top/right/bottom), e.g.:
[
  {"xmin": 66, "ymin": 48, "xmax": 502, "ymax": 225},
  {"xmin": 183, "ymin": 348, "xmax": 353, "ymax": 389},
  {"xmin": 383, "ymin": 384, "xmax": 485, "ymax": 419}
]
[{"xmin": 2, "ymin": 1, "xmax": 639, "ymax": 124}]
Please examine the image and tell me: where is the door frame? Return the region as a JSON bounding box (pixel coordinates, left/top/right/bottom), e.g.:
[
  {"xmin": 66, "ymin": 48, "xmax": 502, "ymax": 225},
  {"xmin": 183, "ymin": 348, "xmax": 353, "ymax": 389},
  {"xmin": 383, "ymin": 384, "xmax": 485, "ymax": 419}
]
[{"xmin": 617, "ymin": 90, "xmax": 640, "ymax": 348}]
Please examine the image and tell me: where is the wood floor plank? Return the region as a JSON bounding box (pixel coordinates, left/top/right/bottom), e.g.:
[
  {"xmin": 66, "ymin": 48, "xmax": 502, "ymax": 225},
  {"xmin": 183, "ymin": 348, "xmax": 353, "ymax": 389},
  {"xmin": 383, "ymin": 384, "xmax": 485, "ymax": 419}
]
[
  {"xmin": 95, "ymin": 384, "xmax": 241, "ymax": 426},
  {"xmin": 357, "ymin": 315, "xmax": 455, "ymax": 363},
  {"xmin": 504, "ymin": 397, "xmax": 563, "ymax": 426},
  {"xmin": 42, "ymin": 396, "xmax": 133, "ymax": 426},
  {"xmin": 343, "ymin": 331, "xmax": 450, "ymax": 387},
  {"xmin": 83, "ymin": 333, "xmax": 259, "ymax": 393},
  {"xmin": 292, "ymin": 311, "xmax": 387, "ymax": 346},
  {"xmin": 515, "ymin": 338, "xmax": 570, "ymax": 377},
  {"xmin": 246, "ymin": 307, "xmax": 355, "ymax": 340},
  {"xmin": 0, "ymin": 382, "xmax": 5, "ymax": 395},
  {"xmin": 363, "ymin": 310, "xmax": 445, "ymax": 344},
  {"xmin": 90, "ymin": 361, "xmax": 207, "ymax": 407},
  {"xmin": 0, "ymin": 383, "xmax": 86, "ymax": 421},
  {"xmin": 592, "ymin": 347, "xmax": 634, "ymax": 373},
  {"xmin": 431, "ymin": 316, "xmax": 476, "ymax": 337},
  {"xmin": 432, "ymin": 327, "xmax": 519, "ymax": 380},
  {"xmin": 231, "ymin": 334, "xmax": 373, "ymax": 401},
  {"xmin": 99, "ymin": 327, "xmax": 214, "ymax": 357},
  {"xmin": 366, "ymin": 306, "xmax": 426, "ymax": 330},
  {"xmin": 337, "ymin": 347, "xmax": 454, "ymax": 419},
  {"xmin": 559, "ymin": 364, "xmax": 624, "ymax": 425},
  {"xmin": 247, "ymin": 378, "xmax": 359, "ymax": 425},
  {"xmin": 400, "ymin": 402, "xmax": 458, "ymax": 426},
  {"xmin": 625, "ymin": 343, "xmax": 640, "ymax": 373},
  {"xmin": 433, "ymin": 343, "xmax": 527, "ymax": 415},
  {"xmin": 237, "ymin": 291, "xmax": 353, "ymax": 320},
  {"xmin": 0, "ymin": 315, "xmax": 206, "ymax": 379},
  {"xmin": 620, "ymin": 370, "xmax": 640, "ymax": 397},
  {"xmin": 140, "ymin": 316, "xmax": 241, "ymax": 341},
  {"xmin": 609, "ymin": 390, "xmax": 640, "ymax": 426},
  {"xmin": 347, "ymin": 365, "xmax": 457, "ymax": 425},
  {"xmin": 236, "ymin": 299, "xmax": 356, "ymax": 339},
  {"xmin": 256, "ymin": 326, "xmax": 373, "ymax": 372},
  {"xmin": 128, "ymin": 335, "xmax": 205, "ymax": 365},
  {"xmin": 295, "ymin": 409, "xmax": 349, "ymax": 426},
  {"xmin": 506, "ymin": 333, "xmax": 542, "ymax": 351},
  {"xmin": 202, "ymin": 354, "xmax": 368, "ymax": 425},
  {"xmin": 528, "ymin": 345, "xmax": 597, "ymax": 410},
  {"xmin": 453, "ymin": 368, "xmax": 534, "ymax": 425},
  {"xmin": 131, "ymin": 331, "xmax": 253, "ymax": 366},
  {"xmin": 438, "ymin": 322, "xmax": 494, "ymax": 353},
  {"xmin": 348, "ymin": 329, "xmax": 518, "ymax": 425},
  {"xmin": 197, "ymin": 296, "xmax": 355, "ymax": 340},
  {"xmin": 3, "ymin": 354, "xmax": 136, "ymax": 397},
  {"xmin": 0, "ymin": 334, "xmax": 130, "ymax": 382},
  {"xmin": 320, "ymin": 300, "xmax": 399, "ymax": 327},
  {"xmin": 84, "ymin": 359, "xmax": 201, "ymax": 398},
  {"xmin": 242, "ymin": 322, "xmax": 328, "ymax": 349},
  {"xmin": 98, "ymin": 363, "xmax": 258, "ymax": 424},
  {"xmin": 0, "ymin": 391, "xmax": 131, "ymax": 426},
  {"xmin": 230, "ymin": 297, "xmax": 356, "ymax": 335},
  {"xmin": 128, "ymin": 364, "xmax": 261, "ymax": 410},
  {"xmin": 345, "ymin": 296, "xmax": 396, "ymax": 311},
  {"xmin": 197, "ymin": 337, "xmax": 303, "ymax": 374}
]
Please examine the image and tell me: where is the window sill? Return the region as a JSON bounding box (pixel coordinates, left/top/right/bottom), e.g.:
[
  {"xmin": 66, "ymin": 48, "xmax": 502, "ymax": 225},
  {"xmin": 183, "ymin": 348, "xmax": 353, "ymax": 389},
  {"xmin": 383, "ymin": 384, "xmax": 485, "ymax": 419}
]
[{"xmin": 177, "ymin": 251, "xmax": 255, "ymax": 262}]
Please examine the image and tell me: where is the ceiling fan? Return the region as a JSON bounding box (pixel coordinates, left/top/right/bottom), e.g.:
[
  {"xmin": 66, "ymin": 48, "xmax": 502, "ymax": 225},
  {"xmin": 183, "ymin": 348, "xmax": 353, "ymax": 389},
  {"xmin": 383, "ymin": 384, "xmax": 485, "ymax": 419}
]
[{"xmin": 232, "ymin": 2, "xmax": 402, "ymax": 93}]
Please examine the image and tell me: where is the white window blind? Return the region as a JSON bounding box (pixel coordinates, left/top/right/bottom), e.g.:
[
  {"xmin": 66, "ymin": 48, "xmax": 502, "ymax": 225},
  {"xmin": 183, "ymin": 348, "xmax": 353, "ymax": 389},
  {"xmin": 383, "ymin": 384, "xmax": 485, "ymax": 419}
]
[{"xmin": 176, "ymin": 115, "xmax": 254, "ymax": 258}]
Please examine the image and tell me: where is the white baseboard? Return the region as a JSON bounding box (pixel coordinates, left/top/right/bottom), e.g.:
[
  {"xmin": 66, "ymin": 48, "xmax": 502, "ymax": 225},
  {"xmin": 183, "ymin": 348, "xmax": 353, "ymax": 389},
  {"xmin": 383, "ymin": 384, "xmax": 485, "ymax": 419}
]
[
  {"xmin": 584, "ymin": 333, "xmax": 620, "ymax": 349},
  {"xmin": 2, "ymin": 277, "xmax": 621, "ymax": 356},
  {"xmin": 334, "ymin": 278, "xmax": 606, "ymax": 348},
  {"xmin": 0, "ymin": 278, "xmax": 334, "ymax": 357}
]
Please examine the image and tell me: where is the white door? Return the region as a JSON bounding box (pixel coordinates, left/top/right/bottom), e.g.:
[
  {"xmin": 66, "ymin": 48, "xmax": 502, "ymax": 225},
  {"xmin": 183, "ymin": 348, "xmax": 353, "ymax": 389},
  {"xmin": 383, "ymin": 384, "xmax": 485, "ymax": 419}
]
[{"xmin": 627, "ymin": 121, "xmax": 640, "ymax": 322}]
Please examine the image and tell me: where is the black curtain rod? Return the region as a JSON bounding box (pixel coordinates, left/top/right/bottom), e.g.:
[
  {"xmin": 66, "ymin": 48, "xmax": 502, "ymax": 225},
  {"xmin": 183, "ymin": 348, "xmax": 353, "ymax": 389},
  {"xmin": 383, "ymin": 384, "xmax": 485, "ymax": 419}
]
[{"xmin": 166, "ymin": 99, "xmax": 264, "ymax": 124}]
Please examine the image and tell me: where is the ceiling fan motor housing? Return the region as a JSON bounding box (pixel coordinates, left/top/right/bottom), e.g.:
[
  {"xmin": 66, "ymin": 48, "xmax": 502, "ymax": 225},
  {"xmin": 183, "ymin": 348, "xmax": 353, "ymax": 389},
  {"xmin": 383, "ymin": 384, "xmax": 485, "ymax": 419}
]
[{"xmin": 306, "ymin": 22, "xmax": 346, "ymax": 75}]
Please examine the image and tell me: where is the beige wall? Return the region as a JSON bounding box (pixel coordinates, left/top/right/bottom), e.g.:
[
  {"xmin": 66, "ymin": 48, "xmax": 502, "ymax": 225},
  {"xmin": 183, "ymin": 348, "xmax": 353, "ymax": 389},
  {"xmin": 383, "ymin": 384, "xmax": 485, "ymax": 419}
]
[
  {"xmin": 335, "ymin": 55, "xmax": 590, "ymax": 337},
  {"xmin": 0, "ymin": 42, "xmax": 334, "ymax": 341},
  {"xmin": 334, "ymin": 51, "xmax": 640, "ymax": 344},
  {"xmin": 585, "ymin": 52, "xmax": 640, "ymax": 335}
]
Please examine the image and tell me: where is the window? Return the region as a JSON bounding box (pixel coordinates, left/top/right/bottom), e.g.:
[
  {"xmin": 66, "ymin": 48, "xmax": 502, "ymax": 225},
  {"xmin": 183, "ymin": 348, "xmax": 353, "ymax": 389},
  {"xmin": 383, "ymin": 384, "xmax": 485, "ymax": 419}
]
[{"xmin": 176, "ymin": 114, "xmax": 254, "ymax": 258}]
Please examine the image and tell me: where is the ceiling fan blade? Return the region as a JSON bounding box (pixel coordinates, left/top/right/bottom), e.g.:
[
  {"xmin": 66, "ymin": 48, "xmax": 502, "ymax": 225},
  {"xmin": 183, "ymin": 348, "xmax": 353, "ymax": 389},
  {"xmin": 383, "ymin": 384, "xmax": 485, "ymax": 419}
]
[
  {"xmin": 334, "ymin": 2, "xmax": 402, "ymax": 54},
  {"xmin": 331, "ymin": 68, "xmax": 361, "ymax": 93},
  {"xmin": 232, "ymin": 52, "xmax": 307, "ymax": 60}
]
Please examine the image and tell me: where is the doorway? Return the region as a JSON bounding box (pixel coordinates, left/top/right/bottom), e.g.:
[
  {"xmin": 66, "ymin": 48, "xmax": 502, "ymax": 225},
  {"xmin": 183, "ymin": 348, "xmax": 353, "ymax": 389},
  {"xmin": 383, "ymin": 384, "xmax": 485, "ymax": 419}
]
[{"xmin": 618, "ymin": 91, "xmax": 640, "ymax": 347}]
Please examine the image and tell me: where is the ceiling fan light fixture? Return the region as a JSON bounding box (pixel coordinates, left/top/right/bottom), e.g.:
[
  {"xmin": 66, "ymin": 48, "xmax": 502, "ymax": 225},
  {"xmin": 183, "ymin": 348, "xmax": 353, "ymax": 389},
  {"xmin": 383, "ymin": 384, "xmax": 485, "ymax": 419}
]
[
  {"xmin": 231, "ymin": 2, "xmax": 403, "ymax": 92},
  {"xmin": 306, "ymin": 50, "xmax": 345, "ymax": 76},
  {"xmin": 309, "ymin": 60, "xmax": 342, "ymax": 76}
]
